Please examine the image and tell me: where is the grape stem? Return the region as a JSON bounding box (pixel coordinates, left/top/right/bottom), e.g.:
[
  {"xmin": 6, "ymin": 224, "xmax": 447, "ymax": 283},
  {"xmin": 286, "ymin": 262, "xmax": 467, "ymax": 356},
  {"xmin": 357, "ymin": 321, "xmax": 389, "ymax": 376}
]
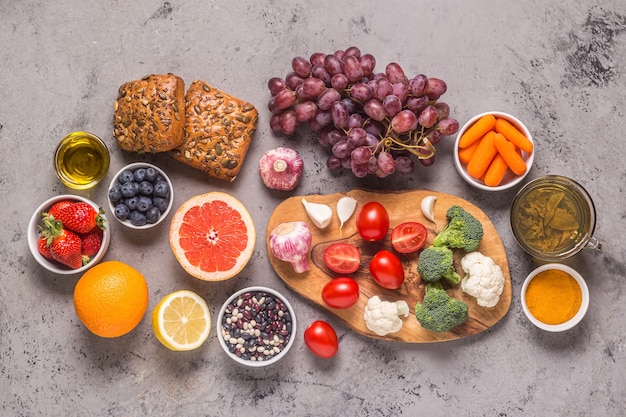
[{"xmin": 377, "ymin": 123, "xmax": 436, "ymax": 160}]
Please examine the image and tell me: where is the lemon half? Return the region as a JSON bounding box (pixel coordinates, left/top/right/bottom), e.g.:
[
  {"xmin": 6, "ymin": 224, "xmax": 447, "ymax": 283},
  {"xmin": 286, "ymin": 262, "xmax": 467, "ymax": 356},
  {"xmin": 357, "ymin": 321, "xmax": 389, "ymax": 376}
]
[{"xmin": 152, "ymin": 290, "xmax": 211, "ymax": 351}]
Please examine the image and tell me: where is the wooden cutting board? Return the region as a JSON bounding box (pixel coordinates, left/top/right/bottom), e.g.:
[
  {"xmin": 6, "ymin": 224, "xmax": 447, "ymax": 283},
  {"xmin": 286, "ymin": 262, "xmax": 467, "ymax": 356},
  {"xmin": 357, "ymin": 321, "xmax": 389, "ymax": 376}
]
[{"xmin": 266, "ymin": 189, "xmax": 511, "ymax": 343}]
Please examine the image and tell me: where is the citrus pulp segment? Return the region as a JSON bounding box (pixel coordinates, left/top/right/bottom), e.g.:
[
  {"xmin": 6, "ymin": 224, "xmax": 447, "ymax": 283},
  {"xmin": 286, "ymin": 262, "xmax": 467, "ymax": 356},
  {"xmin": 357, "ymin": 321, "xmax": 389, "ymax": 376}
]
[
  {"xmin": 152, "ymin": 290, "xmax": 211, "ymax": 351},
  {"xmin": 169, "ymin": 192, "xmax": 256, "ymax": 281},
  {"xmin": 73, "ymin": 260, "xmax": 149, "ymax": 338}
]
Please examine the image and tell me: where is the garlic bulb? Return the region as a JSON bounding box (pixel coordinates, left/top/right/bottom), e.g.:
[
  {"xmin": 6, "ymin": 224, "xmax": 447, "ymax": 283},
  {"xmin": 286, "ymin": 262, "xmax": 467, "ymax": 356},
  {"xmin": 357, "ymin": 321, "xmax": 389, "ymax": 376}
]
[
  {"xmin": 302, "ymin": 198, "xmax": 332, "ymax": 229},
  {"xmin": 269, "ymin": 221, "xmax": 312, "ymax": 273},
  {"xmin": 259, "ymin": 147, "xmax": 304, "ymax": 191},
  {"xmin": 336, "ymin": 196, "xmax": 357, "ymax": 234}
]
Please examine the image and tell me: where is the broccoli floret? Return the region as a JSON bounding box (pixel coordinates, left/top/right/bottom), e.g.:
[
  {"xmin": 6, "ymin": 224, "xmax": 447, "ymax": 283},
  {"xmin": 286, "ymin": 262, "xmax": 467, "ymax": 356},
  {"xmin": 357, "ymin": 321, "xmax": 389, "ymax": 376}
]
[
  {"xmin": 417, "ymin": 246, "xmax": 460, "ymax": 285},
  {"xmin": 432, "ymin": 205, "xmax": 484, "ymax": 252},
  {"xmin": 414, "ymin": 282, "xmax": 468, "ymax": 333}
]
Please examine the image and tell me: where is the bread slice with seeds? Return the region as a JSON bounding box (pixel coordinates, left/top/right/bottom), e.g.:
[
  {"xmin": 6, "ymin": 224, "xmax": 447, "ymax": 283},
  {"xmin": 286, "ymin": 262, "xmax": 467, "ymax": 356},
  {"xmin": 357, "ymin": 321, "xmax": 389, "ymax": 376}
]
[
  {"xmin": 113, "ymin": 74, "xmax": 185, "ymax": 153},
  {"xmin": 170, "ymin": 80, "xmax": 258, "ymax": 182}
]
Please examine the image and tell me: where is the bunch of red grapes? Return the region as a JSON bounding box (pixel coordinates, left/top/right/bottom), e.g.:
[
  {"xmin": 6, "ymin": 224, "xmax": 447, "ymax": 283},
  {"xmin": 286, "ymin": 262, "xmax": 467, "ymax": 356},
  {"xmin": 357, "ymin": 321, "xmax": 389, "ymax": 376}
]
[{"xmin": 267, "ymin": 47, "xmax": 459, "ymax": 178}]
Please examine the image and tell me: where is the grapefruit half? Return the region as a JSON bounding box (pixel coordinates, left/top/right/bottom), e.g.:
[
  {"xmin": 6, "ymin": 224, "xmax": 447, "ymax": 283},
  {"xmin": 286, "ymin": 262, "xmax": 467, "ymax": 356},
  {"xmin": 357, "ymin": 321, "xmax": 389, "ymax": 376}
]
[{"xmin": 169, "ymin": 192, "xmax": 256, "ymax": 281}]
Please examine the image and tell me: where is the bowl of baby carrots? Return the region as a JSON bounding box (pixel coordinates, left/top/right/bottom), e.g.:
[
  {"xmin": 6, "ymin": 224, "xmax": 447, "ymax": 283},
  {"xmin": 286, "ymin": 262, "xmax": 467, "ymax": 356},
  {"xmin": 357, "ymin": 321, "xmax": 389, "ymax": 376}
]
[{"xmin": 454, "ymin": 111, "xmax": 535, "ymax": 191}]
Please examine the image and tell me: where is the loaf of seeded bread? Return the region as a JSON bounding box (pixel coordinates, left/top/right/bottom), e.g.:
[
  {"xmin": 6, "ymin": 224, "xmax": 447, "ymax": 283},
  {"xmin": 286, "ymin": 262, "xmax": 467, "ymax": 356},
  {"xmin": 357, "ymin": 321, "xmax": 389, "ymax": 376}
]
[
  {"xmin": 113, "ymin": 74, "xmax": 185, "ymax": 153},
  {"xmin": 170, "ymin": 80, "xmax": 258, "ymax": 182}
]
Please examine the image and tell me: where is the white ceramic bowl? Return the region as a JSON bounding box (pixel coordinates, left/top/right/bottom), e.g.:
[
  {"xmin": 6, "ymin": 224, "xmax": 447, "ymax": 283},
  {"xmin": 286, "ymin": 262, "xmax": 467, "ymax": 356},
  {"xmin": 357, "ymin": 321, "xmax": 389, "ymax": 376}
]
[
  {"xmin": 521, "ymin": 263, "xmax": 589, "ymax": 332},
  {"xmin": 454, "ymin": 111, "xmax": 535, "ymax": 191},
  {"xmin": 27, "ymin": 195, "xmax": 110, "ymax": 275},
  {"xmin": 107, "ymin": 162, "xmax": 174, "ymax": 230},
  {"xmin": 217, "ymin": 286, "xmax": 297, "ymax": 367}
]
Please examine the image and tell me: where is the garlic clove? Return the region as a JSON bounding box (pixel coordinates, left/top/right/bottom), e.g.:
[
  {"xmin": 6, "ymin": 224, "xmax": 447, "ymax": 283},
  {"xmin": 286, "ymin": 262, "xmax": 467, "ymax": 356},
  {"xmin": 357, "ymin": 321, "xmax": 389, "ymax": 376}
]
[
  {"xmin": 259, "ymin": 147, "xmax": 304, "ymax": 191},
  {"xmin": 302, "ymin": 198, "xmax": 332, "ymax": 229},
  {"xmin": 421, "ymin": 195, "xmax": 437, "ymax": 227},
  {"xmin": 336, "ymin": 196, "xmax": 357, "ymax": 234}
]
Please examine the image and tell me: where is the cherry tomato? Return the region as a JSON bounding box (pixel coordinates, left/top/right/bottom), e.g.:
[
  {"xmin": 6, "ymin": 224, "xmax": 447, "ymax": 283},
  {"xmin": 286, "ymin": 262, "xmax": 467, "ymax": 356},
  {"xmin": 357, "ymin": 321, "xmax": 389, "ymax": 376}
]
[
  {"xmin": 391, "ymin": 221, "xmax": 428, "ymax": 254},
  {"xmin": 356, "ymin": 202, "xmax": 390, "ymax": 241},
  {"xmin": 304, "ymin": 320, "xmax": 339, "ymax": 359},
  {"xmin": 369, "ymin": 249, "xmax": 405, "ymax": 289},
  {"xmin": 322, "ymin": 277, "xmax": 360, "ymax": 309},
  {"xmin": 323, "ymin": 243, "xmax": 361, "ymax": 274}
]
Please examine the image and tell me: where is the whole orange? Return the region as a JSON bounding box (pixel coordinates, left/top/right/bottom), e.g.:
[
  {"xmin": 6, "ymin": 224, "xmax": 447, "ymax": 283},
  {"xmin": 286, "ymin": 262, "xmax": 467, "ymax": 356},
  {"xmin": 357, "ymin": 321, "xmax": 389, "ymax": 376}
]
[{"xmin": 73, "ymin": 260, "xmax": 148, "ymax": 338}]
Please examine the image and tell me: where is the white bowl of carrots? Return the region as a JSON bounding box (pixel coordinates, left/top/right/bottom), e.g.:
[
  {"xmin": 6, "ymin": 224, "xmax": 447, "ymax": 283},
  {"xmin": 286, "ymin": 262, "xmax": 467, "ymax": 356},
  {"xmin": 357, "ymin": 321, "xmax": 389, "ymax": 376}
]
[{"xmin": 454, "ymin": 111, "xmax": 535, "ymax": 191}]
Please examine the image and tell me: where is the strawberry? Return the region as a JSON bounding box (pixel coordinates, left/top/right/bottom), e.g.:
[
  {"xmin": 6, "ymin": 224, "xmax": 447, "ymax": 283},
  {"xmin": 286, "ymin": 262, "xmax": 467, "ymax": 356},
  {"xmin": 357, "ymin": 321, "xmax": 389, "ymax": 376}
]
[
  {"xmin": 37, "ymin": 235, "xmax": 54, "ymax": 260},
  {"xmin": 80, "ymin": 227, "xmax": 103, "ymax": 258},
  {"xmin": 46, "ymin": 199, "xmax": 74, "ymax": 219},
  {"xmin": 40, "ymin": 218, "xmax": 84, "ymax": 269},
  {"xmin": 53, "ymin": 202, "xmax": 106, "ymax": 234}
]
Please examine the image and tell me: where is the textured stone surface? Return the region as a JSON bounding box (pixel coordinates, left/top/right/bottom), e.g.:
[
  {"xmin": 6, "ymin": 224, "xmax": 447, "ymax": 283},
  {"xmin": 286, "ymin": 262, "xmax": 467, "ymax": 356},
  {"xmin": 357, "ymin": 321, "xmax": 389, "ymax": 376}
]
[{"xmin": 1, "ymin": 1, "xmax": 625, "ymax": 416}]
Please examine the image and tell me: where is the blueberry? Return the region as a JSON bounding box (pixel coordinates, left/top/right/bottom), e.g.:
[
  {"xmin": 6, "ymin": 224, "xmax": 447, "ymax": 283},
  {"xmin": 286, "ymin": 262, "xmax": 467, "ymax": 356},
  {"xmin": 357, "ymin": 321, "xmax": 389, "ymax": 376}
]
[
  {"xmin": 153, "ymin": 196, "xmax": 169, "ymax": 213},
  {"xmin": 154, "ymin": 180, "xmax": 170, "ymax": 197},
  {"xmin": 145, "ymin": 167, "xmax": 159, "ymax": 182},
  {"xmin": 133, "ymin": 168, "xmax": 147, "ymax": 182},
  {"xmin": 136, "ymin": 196, "xmax": 153, "ymax": 213},
  {"xmin": 109, "ymin": 183, "xmax": 122, "ymax": 202},
  {"xmin": 129, "ymin": 210, "xmax": 147, "ymax": 226},
  {"xmin": 146, "ymin": 207, "xmax": 161, "ymax": 224},
  {"xmin": 118, "ymin": 170, "xmax": 135, "ymax": 184},
  {"xmin": 121, "ymin": 181, "xmax": 139, "ymax": 198},
  {"xmin": 138, "ymin": 181, "xmax": 154, "ymax": 196},
  {"xmin": 125, "ymin": 196, "xmax": 139, "ymax": 211},
  {"xmin": 114, "ymin": 203, "xmax": 130, "ymax": 220}
]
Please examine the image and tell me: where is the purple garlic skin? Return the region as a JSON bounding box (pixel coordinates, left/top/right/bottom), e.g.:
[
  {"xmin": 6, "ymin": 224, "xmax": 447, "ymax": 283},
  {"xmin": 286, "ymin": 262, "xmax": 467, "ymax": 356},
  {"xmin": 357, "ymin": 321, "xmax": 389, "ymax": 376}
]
[
  {"xmin": 259, "ymin": 147, "xmax": 303, "ymax": 191},
  {"xmin": 269, "ymin": 221, "xmax": 312, "ymax": 273}
]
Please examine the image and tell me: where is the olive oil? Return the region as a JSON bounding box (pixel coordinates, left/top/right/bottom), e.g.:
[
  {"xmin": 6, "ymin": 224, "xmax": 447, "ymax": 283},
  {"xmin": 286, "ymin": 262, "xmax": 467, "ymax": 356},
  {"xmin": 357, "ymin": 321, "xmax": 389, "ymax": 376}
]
[{"xmin": 54, "ymin": 132, "xmax": 110, "ymax": 189}]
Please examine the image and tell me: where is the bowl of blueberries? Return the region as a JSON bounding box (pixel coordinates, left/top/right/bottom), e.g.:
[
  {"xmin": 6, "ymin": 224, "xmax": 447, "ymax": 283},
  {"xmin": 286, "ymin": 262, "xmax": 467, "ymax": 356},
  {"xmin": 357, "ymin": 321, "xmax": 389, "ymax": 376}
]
[{"xmin": 107, "ymin": 162, "xmax": 173, "ymax": 229}]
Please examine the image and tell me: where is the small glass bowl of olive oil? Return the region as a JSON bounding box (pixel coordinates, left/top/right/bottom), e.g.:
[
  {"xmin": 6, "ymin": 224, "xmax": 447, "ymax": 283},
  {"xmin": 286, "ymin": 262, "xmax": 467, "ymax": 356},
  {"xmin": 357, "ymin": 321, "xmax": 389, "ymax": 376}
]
[
  {"xmin": 510, "ymin": 175, "xmax": 601, "ymax": 262},
  {"xmin": 54, "ymin": 132, "xmax": 110, "ymax": 190}
]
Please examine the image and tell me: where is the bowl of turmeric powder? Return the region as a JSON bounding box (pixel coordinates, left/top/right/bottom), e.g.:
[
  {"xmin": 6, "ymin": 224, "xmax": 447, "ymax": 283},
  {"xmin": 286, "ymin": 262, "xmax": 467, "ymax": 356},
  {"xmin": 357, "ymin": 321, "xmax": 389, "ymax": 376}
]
[
  {"xmin": 521, "ymin": 263, "xmax": 589, "ymax": 332},
  {"xmin": 454, "ymin": 111, "xmax": 534, "ymax": 191}
]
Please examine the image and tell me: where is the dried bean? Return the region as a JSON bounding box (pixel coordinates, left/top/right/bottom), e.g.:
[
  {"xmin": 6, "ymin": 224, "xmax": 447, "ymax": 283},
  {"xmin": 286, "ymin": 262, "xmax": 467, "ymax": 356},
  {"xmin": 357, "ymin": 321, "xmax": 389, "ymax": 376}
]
[{"xmin": 221, "ymin": 290, "xmax": 293, "ymax": 362}]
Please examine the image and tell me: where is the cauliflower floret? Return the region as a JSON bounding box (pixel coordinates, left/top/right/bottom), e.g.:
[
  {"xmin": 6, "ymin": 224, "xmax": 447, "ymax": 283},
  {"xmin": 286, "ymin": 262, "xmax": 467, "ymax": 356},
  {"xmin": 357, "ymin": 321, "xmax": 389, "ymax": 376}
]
[
  {"xmin": 460, "ymin": 252, "xmax": 505, "ymax": 308},
  {"xmin": 364, "ymin": 296, "xmax": 409, "ymax": 336}
]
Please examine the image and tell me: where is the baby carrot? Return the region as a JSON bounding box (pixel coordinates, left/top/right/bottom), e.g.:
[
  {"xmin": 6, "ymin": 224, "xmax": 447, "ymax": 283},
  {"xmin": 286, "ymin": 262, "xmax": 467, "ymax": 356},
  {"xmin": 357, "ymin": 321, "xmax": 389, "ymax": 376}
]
[
  {"xmin": 458, "ymin": 139, "xmax": 480, "ymax": 164},
  {"xmin": 494, "ymin": 133, "xmax": 527, "ymax": 175},
  {"xmin": 484, "ymin": 153, "xmax": 509, "ymax": 187},
  {"xmin": 458, "ymin": 114, "xmax": 496, "ymax": 148},
  {"xmin": 466, "ymin": 131, "xmax": 498, "ymax": 179},
  {"xmin": 494, "ymin": 118, "xmax": 533, "ymax": 154}
]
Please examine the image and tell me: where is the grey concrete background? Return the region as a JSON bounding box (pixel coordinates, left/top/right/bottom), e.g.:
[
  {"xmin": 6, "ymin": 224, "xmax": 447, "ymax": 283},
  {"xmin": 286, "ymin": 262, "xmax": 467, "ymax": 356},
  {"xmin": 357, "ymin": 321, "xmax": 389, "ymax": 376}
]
[{"xmin": 2, "ymin": 1, "xmax": 625, "ymax": 416}]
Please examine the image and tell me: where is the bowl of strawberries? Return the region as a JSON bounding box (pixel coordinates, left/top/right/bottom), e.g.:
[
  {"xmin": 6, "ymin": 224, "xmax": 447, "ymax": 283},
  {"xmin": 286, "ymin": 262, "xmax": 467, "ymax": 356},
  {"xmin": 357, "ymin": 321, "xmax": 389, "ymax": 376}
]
[{"xmin": 28, "ymin": 195, "xmax": 111, "ymax": 275}]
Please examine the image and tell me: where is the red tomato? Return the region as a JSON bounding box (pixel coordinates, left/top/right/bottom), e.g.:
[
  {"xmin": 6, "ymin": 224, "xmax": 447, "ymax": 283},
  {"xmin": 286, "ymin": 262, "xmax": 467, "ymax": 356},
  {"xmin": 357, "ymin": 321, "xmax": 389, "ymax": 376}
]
[
  {"xmin": 304, "ymin": 320, "xmax": 339, "ymax": 359},
  {"xmin": 369, "ymin": 249, "xmax": 405, "ymax": 289},
  {"xmin": 323, "ymin": 243, "xmax": 361, "ymax": 274},
  {"xmin": 356, "ymin": 202, "xmax": 390, "ymax": 241},
  {"xmin": 391, "ymin": 222, "xmax": 428, "ymax": 254},
  {"xmin": 322, "ymin": 277, "xmax": 360, "ymax": 309}
]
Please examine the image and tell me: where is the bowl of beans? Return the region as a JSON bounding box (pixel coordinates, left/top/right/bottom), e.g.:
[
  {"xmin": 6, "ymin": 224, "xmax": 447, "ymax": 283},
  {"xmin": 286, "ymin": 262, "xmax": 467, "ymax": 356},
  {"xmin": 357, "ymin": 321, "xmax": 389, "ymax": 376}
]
[
  {"xmin": 521, "ymin": 263, "xmax": 589, "ymax": 332},
  {"xmin": 217, "ymin": 286, "xmax": 296, "ymax": 367}
]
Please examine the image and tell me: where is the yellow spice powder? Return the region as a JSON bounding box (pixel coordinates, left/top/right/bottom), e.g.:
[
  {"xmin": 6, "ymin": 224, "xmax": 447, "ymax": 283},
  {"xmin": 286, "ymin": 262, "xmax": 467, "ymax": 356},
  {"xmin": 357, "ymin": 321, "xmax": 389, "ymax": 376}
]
[{"xmin": 525, "ymin": 269, "xmax": 582, "ymax": 325}]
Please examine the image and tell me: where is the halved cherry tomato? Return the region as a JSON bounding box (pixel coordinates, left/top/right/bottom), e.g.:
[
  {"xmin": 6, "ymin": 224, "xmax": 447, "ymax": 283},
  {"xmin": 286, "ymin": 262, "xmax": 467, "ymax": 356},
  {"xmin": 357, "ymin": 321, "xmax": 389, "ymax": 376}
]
[
  {"xmin": 322, "ymin": 277, "xmax": 360, "ymax": 309},
  {"xmin": 304, "ymin": 320, "xmax": 339, "ymax": 358},
  {"xmin": 323, "ymin": 243, "xmax": 361, "ymax": 274},
  {"xmin": 391, "ymin": 222, "xmax": 428, "ymax": 254},
  {"xmin": 369, "ymin": 249, "xmax": 405, "ymax": 289},
  {"xmin": 356, "ymin": 202, "xmax": 389, "ymax": 241}
]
